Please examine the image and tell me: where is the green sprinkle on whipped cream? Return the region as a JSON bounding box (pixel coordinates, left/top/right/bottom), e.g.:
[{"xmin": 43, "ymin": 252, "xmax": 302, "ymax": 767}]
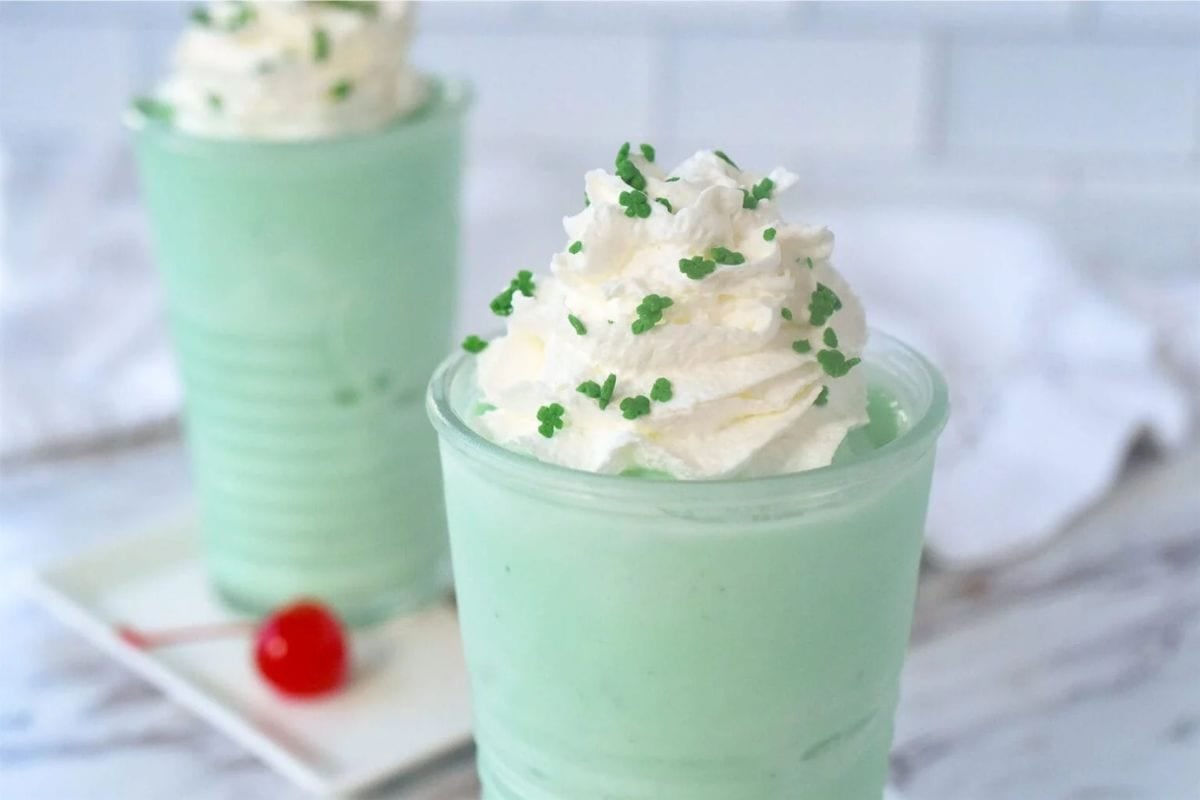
[
  {"xmin": 313, "ymin": 27, "xmax": 331, "ymax": 61},
  {"xmin": 469, "ymin": 145, "xmax": 868, "ymax": 479},
  {"xmin": 620, "ymin": 395, "xmax": 651, "ymax": 420},
  {"xmin": 329, "ymin": 79, "xmax": 354, "ymax": 101}
]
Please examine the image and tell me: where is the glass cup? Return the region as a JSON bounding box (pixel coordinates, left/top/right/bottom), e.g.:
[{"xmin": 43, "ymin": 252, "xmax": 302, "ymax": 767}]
[
  {"xmin": 427, "ymin": 331, "xmax": 948, "ymax": 799},
  {"xmin": 131, "ymin": 80, "xmax": 471, "ymax": 624}
]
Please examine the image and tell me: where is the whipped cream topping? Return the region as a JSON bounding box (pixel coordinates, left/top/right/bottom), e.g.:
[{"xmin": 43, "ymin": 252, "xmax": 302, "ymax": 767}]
[
  {"xmin": 147, "ymin": 1, "xmax": 426, "ymax": 140},
  {"xmin": 472, "ymin": 148, "xmax": 869, "ymax": 480}
]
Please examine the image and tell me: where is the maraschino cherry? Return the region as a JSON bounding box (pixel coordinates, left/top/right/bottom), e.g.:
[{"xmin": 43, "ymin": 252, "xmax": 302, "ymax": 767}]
[
  {"xmin": 116, "ymin": 599, "xmax": 349, "ymax": 698},
  {"xmin": 254, "ymin": 600, "xmax": 348, "ymax": 697}
]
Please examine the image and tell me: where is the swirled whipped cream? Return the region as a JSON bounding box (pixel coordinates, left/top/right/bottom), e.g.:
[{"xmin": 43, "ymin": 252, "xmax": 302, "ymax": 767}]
[
  {"xmin": 141, "ymin": 1, "xmax": 426, "ymax": 140},
  {"xmin": 469, "ymin": 147, "xmax": 869, "ymax": 480}
]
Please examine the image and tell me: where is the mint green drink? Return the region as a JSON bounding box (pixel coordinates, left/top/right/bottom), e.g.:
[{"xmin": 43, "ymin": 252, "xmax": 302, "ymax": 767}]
[
  {"xmin": 428, "ymin": 145, "xmax": 949, "ymax": 797},
  {"xmin": 132, "ymin": 80, "xmax": 470, "ymax": 622},
  {"xmin": 429, "ymin": 333, "xmax": 947, "ymax": 798}
]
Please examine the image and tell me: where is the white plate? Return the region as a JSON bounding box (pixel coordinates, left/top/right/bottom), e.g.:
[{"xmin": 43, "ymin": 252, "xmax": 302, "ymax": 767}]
[{"xmin": 23, "ymin": 519, "xmax": 474, "ymax": 797}]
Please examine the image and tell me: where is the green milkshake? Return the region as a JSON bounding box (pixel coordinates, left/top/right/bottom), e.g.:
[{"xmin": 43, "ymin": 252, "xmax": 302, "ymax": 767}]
[
  {"xmin": 427, "ymin": 147, "xmax": 948, "ymax": 797},
  {"xmin": 130, "ymin": 2, "xmax": 469, "ymax": 622}
]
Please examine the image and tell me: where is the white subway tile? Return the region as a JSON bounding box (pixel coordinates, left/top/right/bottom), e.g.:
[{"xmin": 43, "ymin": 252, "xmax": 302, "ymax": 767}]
[
  {"xmin": 0, "ymin": 1, "xmax": 186, "ymax": 29},
  {"xmin": 0, "ymin": 27, "xmax": 136, "ymax": 133},
  {"xmin": 413, "ymin": 33, "xmax": 657, "ymax": 143},
  {"xmin": 418, "ymin": 0, "xmax": 527, "ymax": 33},
  {"xmin": 673, "ymin": 38, "xmax": 930, "ymax": 155},
  {"xmin": 944, "ymin": 43, "xmax": 1200, "ymax": 158},
  {"xmin": 1093, "ymin": 1, "xmax": 1200, "ymax": 36},
  {"xmin": 814, "ymin": 0, "xmax": 1076, "ymax": 32},
  {"xmin": 533, "ymin": 1, "xmax": 796, "ymax": 33}
]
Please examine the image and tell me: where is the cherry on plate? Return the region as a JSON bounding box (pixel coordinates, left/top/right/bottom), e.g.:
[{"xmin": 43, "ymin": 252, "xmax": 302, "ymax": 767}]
[{"xmin": 254, "ymin": 600, "xmax": 348, "ymax": 697}]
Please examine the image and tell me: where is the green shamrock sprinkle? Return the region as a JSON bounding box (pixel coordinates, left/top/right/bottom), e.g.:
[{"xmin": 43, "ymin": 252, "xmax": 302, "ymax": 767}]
[
  {"xmin": 620, "ymin": 395, "xmax": 652, "ymax": 420},
  {"xmin": 190, "ymin": 6, "xmax": 212, "ymax": 26},
  {"xmin": 619, "ymin": 189, "xmax": 652, "ymax": 219},
  {"xmin": 751, "ymin": 177, "xmax": 775, "ymax": 202},
  {"xmin": 650, "ymin": 378, "xmax": 673, "ymax": 403},
  {"xmin": 615, "ymin": 141, "xmax": 631, "ymax": 167},
  {"xmin": 584, "ymin": 192, "xmax": 590, "ymax": 207},
  {"xmin": 569, "ymin": 240, "xmax": 583, "ymax": 254},
  {"xmin": 814, "ymin": 386, "xmax": 830, "ymax": 407},
  {"xmin": 462, "ymin": 335, "xmax": 488, "ymax": 353},
  {"xmin": 133, "ymin": 97, "xmax": 174, "ymax": 123},
  {"xmin": 817, "ymin": 349, "xmax": 861, "ymax": 378},
  {"xmin": 665, "ymin": 176, "xmax": 680, "ymax": 183},
  {"xmin": 823, "ymin": 328, "xmax": 839, "ymax": 348},
  {"xmin": 578, "ymin": 373, "xmax": 618, "ymax": 409},
  {"xmin": 792, "ymin": 339, "xmax": 811, "ymax": 354},
  {"xmin": 599, "ymin": 373, "xmax": 617, "ymax": 409},
  {"xmin": 679, "ymin": 255, "xmax": 716, "ymax": 280},
  {"xmin": 513, "ymin": 270, "xmax": 535, "ymax": 297},
  {"xmin": 763, "ymin": 227, "xmax": 777, "ymax": 241},
  {"xmin": 808, "ymin": 283, "xmax": 843, "ymax": 326},
  {"xmin": 631, "ymin": 294, "xmax": 673, "ymax": 334},
  {"xmin": 568, "ymin": 314, "xmax": 587, "ymax": 335},
  {"xmin": 614, "ymin": 142, "xmax": 647, "ymax": 190},
  {"xmin": 536, "ymin": 403, "xmax": 566, "ymax": 438},
  {"xmin": 639, "ymin": 143, "xmax": 656, "ymax": 162},
  {"xmin": 714, "ymin": 149, "xmax": 739, "ymax": 169},
  {"xmin": 781, "ymin": 307, "xmax": 793, "ymax": 321},
  {"xmin": 329, "ymin": 79, "xmax": 354, "ymax": 101},
  {"xmin": 207, "ymin": 92, "xmax": 223, "ymax": 112},
  {"xmin": 313, "ymin": 27, "xmax": 331, "ymax": 61},
  {"xmin": 490, "ymin": 270, "xmax": 536, "ymax": 316},
  {"xmin": 710, "ymin": 246, "xmax": 745, "ymax": 265},
  {"xmin": 741, "ymin": 177, "xmax": 775, "ymax": 209},
  {"xmin": 577, "ymin": 380, "xmax": 601, "ymax": 398},
  {"xmin": 490, "ymin": 291, "xmax": 514, "ymax": 317},
  {"xmin": 617, "ymin": 159, "xmax": 646, "ymax": 191},
  {"xmin": 655, "ymin": 197, "xmax": 673, "ymax": 213}
]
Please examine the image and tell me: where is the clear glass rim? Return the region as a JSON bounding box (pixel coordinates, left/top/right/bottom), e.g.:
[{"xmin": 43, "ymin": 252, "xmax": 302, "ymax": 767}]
[
  {"xmin": 124, "ymin": 75, "xmax": 471, "ymax": 153},
  {"xmin": 426, "ymin": 329, "xmax": 950, "ymax": 502}
]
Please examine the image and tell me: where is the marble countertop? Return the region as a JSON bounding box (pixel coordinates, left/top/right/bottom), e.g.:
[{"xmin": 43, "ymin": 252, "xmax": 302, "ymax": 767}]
[{"xmin": 1, "ymin": 434, "xmax": 1198, "ymax": 800}]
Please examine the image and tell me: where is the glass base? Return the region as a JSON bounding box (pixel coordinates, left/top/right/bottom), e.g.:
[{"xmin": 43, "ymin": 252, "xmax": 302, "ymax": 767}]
[{"xmin": 212, "ymin": 565, "xmax": 452, "ymax": 627}]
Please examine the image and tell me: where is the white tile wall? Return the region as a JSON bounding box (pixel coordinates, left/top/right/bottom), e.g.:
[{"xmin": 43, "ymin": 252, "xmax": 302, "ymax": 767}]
[
  {"xmin": 1094, "ymin": 1, "xmax": 1200, "ymax": 37},
  {"xmin": 413, "ymin": 32, "xmax": 658, "ymax": 144},
  {"xmin": 813, "ymin": 0, "xmax": 1079, "ymax": 32},
  {"xmin": 945, "ymin": 42, "xmax": 1200, "ymax": 159},
  {"xmin": 674, "ymin": 37, "xmax": 930, "ymax": 155},
  {"xmin": 1, "ymin": 0, "xmax": 1198, "ymax": 273}
]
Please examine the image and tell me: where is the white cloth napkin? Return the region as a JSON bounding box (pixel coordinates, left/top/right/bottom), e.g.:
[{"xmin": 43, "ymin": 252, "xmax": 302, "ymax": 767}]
[
  {"xmin": 822, "ymin": 209, "xmax": 1191, "ymax": 568},
  {"xmin": 0, "ymin": 137, "xmax": 180, "ymax": 460},
  {"xmin": 3, "ymin": 140, "xmax": 1195, "ymax": 570}
]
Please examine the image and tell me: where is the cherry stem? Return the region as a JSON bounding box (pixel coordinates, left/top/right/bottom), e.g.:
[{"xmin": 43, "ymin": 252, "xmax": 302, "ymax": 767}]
[{"xmin": 117, "ymin": 621, "xmax": 255, "ymax": 649}]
